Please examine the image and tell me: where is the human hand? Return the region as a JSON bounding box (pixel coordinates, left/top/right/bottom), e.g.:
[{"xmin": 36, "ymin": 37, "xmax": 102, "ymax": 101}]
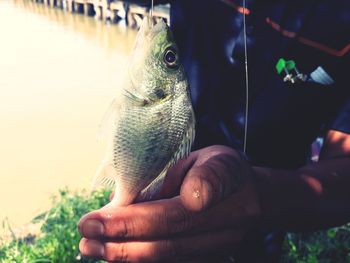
[{"xmin": 78, "ymin": 145, "xmax": 261, "ymax": 262}]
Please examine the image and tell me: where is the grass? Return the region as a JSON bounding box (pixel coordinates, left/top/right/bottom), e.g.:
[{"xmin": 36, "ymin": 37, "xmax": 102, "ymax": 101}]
[
  {"xmin": 0, "ymin": 188, "xmax": 110, "ymax": 263},
  {"xmin": 281, "ymin": 225, "xmax": 350, "ymax": 263},
  {"xmin": 0, "ymin": 188, "xmax": 349, "ymax": 262}
]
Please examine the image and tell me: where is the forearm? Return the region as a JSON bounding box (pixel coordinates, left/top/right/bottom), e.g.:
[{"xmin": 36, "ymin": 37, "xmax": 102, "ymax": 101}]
[{"xmin": 253, "ymin": 157, "xmax": 350, "ymax": 232}]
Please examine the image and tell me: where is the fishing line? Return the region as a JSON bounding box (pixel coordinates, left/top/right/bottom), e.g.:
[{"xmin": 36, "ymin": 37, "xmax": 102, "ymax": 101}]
[
  {"xmin": 150, "ymin": 0, "xmax": 154, "ymax": 25},
  {"xmin": 242, "ymin": 0, "xmax": 249, "ymax": 155}
]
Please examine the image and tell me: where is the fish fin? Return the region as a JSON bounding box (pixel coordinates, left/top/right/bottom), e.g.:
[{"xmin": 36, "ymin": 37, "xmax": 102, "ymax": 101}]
[
  {"xmin": 137, "ymin": 162, "xmax": 171, "ymax": 202},
  {"xmin": 173, "ymin": 109, "xmax": 196, "ymax": 162},
  {"xmin": 123, "ymin": 88, "xmax": 154, "ymax": 106},
  {"xmin": 123, "ymin": 88, "xmax": 144, "ymax": 102},
  {"xmin": 92, "ymin": 162, "xmax": 117, "ymax": 189},
  {"xmin": 96, "ymin": 98, "xmax": 118, "ymax": 142}
]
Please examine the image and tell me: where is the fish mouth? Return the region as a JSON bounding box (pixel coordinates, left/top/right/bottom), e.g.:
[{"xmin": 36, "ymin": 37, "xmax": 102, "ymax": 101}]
[{"xmin": 139, "ymin": 16, "xmax": 168, "ymax": 40}]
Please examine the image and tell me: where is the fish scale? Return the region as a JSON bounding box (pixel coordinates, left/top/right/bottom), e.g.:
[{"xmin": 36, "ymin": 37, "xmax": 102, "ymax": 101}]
[{"xmin": 114, "ymin": 122, "xmax": 167, "ymax": 192}]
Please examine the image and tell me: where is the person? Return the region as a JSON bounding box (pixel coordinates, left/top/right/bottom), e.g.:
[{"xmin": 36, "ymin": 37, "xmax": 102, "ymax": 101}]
[{"xmin": 78, "ymin": 0, "xmax": 350, "ymax": 262}]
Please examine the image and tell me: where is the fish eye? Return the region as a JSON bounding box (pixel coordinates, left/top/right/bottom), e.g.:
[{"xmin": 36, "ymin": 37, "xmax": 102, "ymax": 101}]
[
  {"xmin": 163, "ymin": 47, "xmax": 179, "ymax": 69},
  {"xmin": 165, "ymin": 50, "xmax": 176, "ymax": 64}
]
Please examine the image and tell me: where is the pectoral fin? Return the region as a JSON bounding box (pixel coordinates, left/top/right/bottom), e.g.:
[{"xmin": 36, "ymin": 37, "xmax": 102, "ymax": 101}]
[
  {"xmin": 136, "ymin": 162, "xmax": 170, "ymax": 202},
  {"xmin": 96, "ymin": 98, "xmax": 118, "ymax": 142},
  {"xmin": 92, "ymin": 162, "xmax": 117, "ymax": 189}
]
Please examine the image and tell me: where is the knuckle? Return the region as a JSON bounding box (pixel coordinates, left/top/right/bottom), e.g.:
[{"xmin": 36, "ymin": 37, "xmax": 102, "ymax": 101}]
[
  {"xmin": 125, "ymin": 219, "xmax": 135, "ymax": 238},
  {"xmin": 119, "ymin": 243, "xmax": 130, "ymax": 263},
  {"xmin": 105, "ymin": 242, "xmax": 130, "ymax": 263},
  {"xmin": 209, "ymin": 153, "xmax": 247, "ymax": 194},
  {"xmin": 114, "ymin": 218, "xmax": 134, "ymax": 239},
  {"xmin": 166, "ymin": 203, "xmax": 192, "ymax": 234}
]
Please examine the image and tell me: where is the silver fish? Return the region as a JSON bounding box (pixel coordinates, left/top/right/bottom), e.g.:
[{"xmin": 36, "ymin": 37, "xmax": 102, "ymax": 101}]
[{"xmin": 93, "ymin": 17, "xmax": 195, "ymax": 206}]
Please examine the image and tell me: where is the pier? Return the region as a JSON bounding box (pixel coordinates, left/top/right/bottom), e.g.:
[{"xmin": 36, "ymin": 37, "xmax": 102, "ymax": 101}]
[{"xmin": 32, "ymin": 0, "xmax": 170, "ymax": 28}]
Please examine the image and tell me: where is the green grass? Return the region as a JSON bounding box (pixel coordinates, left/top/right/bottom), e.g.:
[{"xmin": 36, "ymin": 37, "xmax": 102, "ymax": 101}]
[
  {"xmin": 281, "ymin": 225, "xmax": 350, "ymax": 263},
  {"xmin": 0, "ymin": 188, "xmax": 349, "ymax": 262},
  {"xmin": 0, "ymin": 188, "xmax": 110, "ymax": 263}
]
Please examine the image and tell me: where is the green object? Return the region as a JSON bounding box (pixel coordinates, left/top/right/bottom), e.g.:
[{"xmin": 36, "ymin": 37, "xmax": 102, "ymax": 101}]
[
  {"xmin": 276, "ymin": 58, "xmax": 297, "ymax": 74},
  {"xmin": 285, "ymin": 60, "xmax": 296, "ymax": 71},
  {"xmin": 0, "ymin": 188, "xmax": 110, "ymax": 263},
  {"xmin": 276, "ymin": 58, "xmax": 286, "ymax": 74}
]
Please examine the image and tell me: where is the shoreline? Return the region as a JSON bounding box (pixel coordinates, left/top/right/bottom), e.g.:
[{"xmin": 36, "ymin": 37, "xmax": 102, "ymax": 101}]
[{"xmin": 29, "ymin": 0, "xmax": 170, "ymax": 28}]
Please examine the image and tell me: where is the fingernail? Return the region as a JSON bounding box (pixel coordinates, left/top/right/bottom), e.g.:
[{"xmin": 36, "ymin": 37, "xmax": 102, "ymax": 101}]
[
  {"xmin": 182, "ymin": 174, "xmax": 215, "ymax": 212},
  {"xmin": 86, "ymin": 240, "xmax": 105, "ymax": 257},
  {"xmin": 196, "ymin": 180, "xmax": 214, "ymax": 211},
  {"xmin": 82, "ymin": 219, "xmax": 104, "ymax": 238},
  {"xmin": 199, "ymin": 179, "xmax": 214, "ymax": 210}
]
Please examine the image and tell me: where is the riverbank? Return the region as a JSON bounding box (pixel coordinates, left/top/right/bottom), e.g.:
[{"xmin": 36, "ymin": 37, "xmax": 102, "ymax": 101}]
[{"xmin": 31, "ymin": 0, "xmax": 170, "ymax": 28}]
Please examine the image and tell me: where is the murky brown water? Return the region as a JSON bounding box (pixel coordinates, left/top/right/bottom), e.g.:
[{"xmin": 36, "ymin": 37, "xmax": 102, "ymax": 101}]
[{"xmin": 0, "ymin": 0, "xmax": 137, "ymax": 228}]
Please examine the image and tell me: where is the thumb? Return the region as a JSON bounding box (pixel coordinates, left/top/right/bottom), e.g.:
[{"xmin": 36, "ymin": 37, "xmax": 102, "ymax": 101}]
[{"xmin": 180, "ymin": 147, "xmax": 249, "ymax": 212}]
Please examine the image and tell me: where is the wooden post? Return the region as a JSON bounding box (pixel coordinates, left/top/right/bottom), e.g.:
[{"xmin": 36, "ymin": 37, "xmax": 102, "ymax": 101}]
[
  {"xmin": 49, "ymin": 0, "xmax": 56, "ymax": 7},
  {"xmin": 67, "ymin": 0, "xmax": 74, "ymax": 12},
  {"xmin": 93, "ymin": 0, "xmax": 102, "ymax": 20},
  {"xmin": 110, "ymin": 1, "xmax": 124, "ymax": 23},
  {"xmin": 128, "ymin": 4, "xmax": 148, "ymax": 28},
  {"xmin": 56, "ymin": 0, "xmax": 63, "ymax": 9},
  {"xmin": 85, "ymin": 0, "xmax": 94, "ymax": 16},
  {"xmin": 101, "ymin": 0, "xmax": 110, "ymax": 21},
  {"xmin": 152, "ymin": 4, "xmax": 170, "ymax": 26}
]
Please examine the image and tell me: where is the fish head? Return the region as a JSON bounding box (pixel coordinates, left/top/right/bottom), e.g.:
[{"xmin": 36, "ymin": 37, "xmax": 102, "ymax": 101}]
[{"xmin": 127, "ymin": 17, "xmax": 188, "ymax": 104}]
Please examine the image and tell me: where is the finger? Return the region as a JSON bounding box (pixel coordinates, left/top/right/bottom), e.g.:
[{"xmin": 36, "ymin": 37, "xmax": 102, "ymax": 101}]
[
  {"xmin": 154, "ymin": 151, "xmax": 198, "ymax": 199},
  {"xmin": 79, "ymin": 197, "xmax": 196, "ymax": 239},
  {"xmin": 180, "ymin": 146, "xmax": 249, "ymax": 212},
  {"xmin": 134, "ymin": 151, "xmax": 198, "ymax": 203},
  {"xmin": 79, "ymin": 228, "xmax": 244, "ymax": 263},
  {"xmin": 79, "ymin": 178, "xmax": 258, "ymax": 241},
  {"xmin": 139, "ymin": 145, "xmax": 246, "ymax": 205}
]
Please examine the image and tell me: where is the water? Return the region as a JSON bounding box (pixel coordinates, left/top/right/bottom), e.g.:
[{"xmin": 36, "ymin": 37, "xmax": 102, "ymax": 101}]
[{"xmin": 0, "ymin": 0, "xmax": 137, "ymax": 228}]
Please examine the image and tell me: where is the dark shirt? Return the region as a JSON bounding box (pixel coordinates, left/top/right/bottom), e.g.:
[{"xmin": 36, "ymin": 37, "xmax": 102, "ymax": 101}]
[{"xmin": 170, "ymin": 0, "xmax": 350, "ymax": 169}]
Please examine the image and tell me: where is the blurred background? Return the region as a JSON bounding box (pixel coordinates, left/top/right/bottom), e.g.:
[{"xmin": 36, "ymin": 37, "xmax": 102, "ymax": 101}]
[{"xmin": 0, "ymin": 0, "xmax": 168, "ymax": 229}]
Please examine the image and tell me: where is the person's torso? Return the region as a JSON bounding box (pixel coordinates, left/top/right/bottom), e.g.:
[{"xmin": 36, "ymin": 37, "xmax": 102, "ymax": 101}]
[{"xmin": 170, "ymin": 0, "xmax": 350, "ymax": 169}]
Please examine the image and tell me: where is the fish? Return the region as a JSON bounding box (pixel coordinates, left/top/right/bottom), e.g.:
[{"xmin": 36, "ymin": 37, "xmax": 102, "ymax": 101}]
[{"xmin": 93, "ymin": 17, "xmax": 195, "ymax": 206}]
